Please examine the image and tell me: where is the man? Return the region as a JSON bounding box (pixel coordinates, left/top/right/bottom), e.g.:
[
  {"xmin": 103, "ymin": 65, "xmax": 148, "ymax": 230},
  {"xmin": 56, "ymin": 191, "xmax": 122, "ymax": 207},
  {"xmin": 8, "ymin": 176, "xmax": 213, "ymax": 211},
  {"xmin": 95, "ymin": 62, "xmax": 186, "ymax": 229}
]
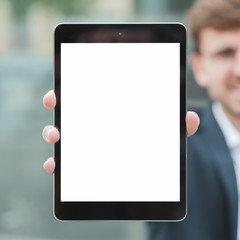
[{"xmin": 148, "ymin": 0, "xmax": 240, "ymax": 239}]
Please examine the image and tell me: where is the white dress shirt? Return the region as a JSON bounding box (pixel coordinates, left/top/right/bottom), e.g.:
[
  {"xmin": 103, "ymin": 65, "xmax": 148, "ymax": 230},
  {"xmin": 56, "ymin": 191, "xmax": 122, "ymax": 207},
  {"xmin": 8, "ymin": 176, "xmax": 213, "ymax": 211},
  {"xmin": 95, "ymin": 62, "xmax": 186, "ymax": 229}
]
[{"xmin": 212, "ymin": 101, "xmax": 240, "ymax": 240}]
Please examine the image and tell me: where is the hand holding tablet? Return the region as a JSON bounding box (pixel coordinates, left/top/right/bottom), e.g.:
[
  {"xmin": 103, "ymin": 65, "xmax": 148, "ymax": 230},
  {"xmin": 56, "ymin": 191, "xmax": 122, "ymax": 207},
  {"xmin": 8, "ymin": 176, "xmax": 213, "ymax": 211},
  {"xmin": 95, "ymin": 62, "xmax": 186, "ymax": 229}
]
[
  {"xmin": 42, "ymin": 92, "xmax": 199, "ymax": 218},
  {"xmin": 42, "ymin": 23, "xmax": 199, "ymax": 220},
  {"xmin": 42, "ymin": 91, "xmax": 199, "ymax": 140}
]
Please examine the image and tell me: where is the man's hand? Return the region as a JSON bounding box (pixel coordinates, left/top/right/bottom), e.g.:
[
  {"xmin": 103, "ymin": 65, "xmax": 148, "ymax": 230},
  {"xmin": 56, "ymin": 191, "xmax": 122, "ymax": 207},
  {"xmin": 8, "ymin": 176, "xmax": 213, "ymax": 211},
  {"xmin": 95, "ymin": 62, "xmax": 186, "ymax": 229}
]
[{"xmin": 42, "ymin": 90, "xmax": 200, "ymax": 174}]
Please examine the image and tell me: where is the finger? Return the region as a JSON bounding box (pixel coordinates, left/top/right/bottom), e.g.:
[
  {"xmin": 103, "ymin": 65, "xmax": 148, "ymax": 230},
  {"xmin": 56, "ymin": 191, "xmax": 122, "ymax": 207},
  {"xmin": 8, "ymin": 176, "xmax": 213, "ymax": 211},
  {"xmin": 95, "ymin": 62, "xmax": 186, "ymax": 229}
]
[
  {"xmin": 43, "ymin": 157, "xmax": 55, "ymax": 174},
  {"xmin": 186, "ymin": 111, "xmax": 200, "ymax": 137},
  {"xmin": 43, "ymin": 90, "xmax": 56, "ymax": 110},
  {"xmin": 42, "ymin": 125, "xmax": 60, "ymax": 143}
]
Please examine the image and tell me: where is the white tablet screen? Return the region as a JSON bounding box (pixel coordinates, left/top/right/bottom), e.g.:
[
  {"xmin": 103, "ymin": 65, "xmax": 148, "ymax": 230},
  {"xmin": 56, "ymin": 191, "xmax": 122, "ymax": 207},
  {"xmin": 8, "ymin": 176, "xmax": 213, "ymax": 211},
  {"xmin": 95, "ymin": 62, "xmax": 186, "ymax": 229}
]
[{"xmin": 61, "ymin": 43, "xmax": 180, "ymax": 202}]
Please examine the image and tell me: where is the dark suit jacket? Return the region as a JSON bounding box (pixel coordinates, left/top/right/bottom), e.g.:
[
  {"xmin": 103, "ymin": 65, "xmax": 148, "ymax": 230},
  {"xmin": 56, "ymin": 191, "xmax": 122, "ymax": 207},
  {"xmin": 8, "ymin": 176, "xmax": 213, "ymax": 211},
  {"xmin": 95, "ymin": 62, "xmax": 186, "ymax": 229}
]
[{"xmin": 148, "ymin": 104, "xmax": 238, "ymax": 240}]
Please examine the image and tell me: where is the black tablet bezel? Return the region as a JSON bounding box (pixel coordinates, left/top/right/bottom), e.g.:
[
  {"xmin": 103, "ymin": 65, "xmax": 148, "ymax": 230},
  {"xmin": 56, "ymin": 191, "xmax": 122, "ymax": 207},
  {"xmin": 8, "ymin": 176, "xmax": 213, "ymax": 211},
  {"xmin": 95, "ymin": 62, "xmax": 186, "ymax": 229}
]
[{"xmin": 54, "ymin": 23, "xmax": 186, "ymax": 220}]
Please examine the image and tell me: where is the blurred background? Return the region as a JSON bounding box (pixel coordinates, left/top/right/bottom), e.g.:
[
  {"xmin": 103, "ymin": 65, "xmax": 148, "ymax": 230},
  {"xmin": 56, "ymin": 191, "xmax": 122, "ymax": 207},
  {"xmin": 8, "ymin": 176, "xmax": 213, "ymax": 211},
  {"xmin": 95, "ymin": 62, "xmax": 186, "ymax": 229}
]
[{"xmin": 0, "ymin": 0, "xmax": 207, "ymax": 239}]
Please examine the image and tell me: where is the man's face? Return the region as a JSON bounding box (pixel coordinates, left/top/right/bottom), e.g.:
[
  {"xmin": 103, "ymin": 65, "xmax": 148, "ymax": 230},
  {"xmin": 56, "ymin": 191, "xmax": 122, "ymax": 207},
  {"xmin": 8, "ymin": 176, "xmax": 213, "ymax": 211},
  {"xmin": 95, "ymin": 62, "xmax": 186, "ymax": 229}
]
[{"xmin": 191, "ymin": 28, "xmax": 240, "ymax": 118}]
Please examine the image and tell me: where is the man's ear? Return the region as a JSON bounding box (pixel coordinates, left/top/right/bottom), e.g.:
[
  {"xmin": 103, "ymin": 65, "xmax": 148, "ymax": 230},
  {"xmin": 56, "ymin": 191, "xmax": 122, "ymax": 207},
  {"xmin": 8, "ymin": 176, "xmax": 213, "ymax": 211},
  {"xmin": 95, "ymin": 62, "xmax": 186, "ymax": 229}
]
[{"xmin": 190, "ymin": 52, "xmax": 208, "ymax": 88}]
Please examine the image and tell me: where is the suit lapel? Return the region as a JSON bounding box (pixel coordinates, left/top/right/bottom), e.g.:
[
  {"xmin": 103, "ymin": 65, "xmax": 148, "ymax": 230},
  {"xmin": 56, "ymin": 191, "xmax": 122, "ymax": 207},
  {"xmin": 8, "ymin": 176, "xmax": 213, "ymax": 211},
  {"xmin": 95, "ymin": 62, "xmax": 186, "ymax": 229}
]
[{"xmin": 201, "ymin": 105, "xmax": 238, "ymax": 240}]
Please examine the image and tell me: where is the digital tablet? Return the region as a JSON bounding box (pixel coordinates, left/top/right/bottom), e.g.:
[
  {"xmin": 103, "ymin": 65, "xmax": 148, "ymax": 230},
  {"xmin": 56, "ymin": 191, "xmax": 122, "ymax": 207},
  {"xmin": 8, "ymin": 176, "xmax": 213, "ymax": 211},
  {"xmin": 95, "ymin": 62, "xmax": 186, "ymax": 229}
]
[{"xmin": 54, "ymin": 23, "xmax": 186, "ymax": 220}]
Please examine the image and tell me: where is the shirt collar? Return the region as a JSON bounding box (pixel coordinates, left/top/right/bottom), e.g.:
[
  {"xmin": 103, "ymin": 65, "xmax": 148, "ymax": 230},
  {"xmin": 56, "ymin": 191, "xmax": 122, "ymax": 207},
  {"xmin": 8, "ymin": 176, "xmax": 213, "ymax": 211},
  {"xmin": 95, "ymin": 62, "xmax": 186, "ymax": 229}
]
[{"xmin": 212, "ymin": 101, "xmax": 240, "ymax": 149}]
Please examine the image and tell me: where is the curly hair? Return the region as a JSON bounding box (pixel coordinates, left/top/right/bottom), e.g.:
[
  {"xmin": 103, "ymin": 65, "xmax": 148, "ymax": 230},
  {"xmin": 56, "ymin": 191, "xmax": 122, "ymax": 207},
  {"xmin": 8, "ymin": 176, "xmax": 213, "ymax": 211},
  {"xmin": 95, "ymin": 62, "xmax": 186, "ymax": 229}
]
[{"xmin": 187, "ymin": 0, "xmax": 240, "ymax": 52}]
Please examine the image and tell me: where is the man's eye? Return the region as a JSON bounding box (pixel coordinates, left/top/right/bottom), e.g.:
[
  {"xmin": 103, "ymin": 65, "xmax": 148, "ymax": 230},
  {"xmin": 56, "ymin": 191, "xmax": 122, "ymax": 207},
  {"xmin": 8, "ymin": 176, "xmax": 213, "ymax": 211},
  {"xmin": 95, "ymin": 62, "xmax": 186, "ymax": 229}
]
[{"xmin": 217, "ymin": 49, "xmax": 235, "ymax": 57}]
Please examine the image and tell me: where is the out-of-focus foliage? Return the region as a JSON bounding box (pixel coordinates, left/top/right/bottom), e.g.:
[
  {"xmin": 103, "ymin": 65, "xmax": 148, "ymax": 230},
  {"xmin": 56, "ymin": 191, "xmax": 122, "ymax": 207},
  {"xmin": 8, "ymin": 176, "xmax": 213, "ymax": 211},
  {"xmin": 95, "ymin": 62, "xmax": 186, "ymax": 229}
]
[
  {"xmin": 168, "ymin": 0, "xmax": 193, "ymax": 11},
  {"xmin": 9, "ymin": 0, "xmax": 97, "ymax": 19}
]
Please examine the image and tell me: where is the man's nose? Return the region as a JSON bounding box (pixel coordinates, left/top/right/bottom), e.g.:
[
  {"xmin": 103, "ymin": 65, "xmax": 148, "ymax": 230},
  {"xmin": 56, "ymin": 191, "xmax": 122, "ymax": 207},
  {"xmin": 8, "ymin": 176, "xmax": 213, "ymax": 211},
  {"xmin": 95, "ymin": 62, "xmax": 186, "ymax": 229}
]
[{"xmin": 233, "ymin": 50, "xmax": 240, "ymax": 77}]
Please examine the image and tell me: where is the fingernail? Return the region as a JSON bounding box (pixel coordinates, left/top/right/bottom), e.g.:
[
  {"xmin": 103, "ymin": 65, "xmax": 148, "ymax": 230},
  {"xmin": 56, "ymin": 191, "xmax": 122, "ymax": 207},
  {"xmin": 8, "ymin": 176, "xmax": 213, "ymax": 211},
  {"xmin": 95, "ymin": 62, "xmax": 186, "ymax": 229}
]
[{"xmin": 45, "ymin": 128, "xmax": 54, "ymax": 142}]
